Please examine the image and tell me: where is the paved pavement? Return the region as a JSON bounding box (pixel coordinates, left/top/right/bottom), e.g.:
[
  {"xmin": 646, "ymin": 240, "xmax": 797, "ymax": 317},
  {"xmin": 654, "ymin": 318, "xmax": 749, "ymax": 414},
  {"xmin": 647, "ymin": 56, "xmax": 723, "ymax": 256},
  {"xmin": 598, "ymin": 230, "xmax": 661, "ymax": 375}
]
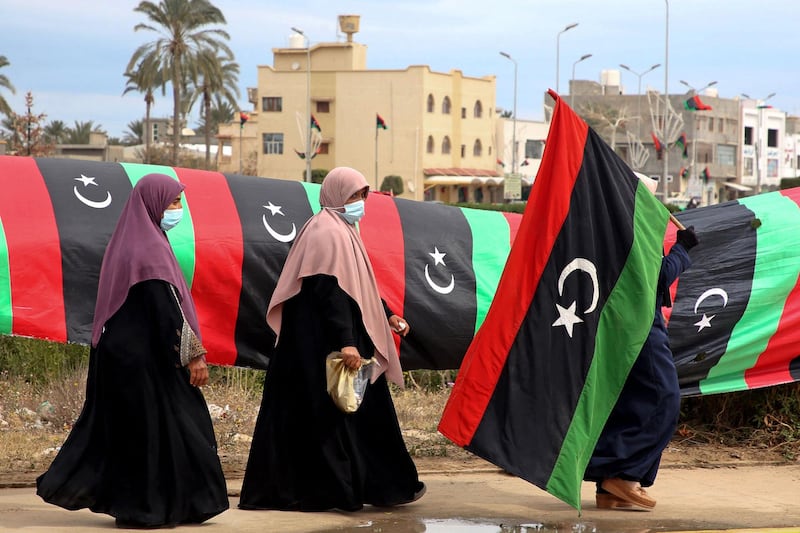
[{"xmin": 1, "ymin": 464, "xmax": 799, "ymax": 532}]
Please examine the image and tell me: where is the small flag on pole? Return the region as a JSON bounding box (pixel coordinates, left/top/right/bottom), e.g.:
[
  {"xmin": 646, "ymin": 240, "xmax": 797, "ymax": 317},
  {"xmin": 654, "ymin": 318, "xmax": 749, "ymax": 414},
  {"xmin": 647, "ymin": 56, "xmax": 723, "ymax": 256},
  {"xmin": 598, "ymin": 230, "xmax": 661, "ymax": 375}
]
[
  {"xmin": 239, "ymin": 111, "xmax": 249, "ymax": 128},
  {"xmin": 684, "ymin": 95, "xmax": 712, "ymax": 111},
  {"xmin": 496, "ymin": 158, "xmax": 505, "ymax": 168},
  {"xmin": 651, "ymin": 132, "xmax": 663, "ymax": 160},
  {"xmin": 310, "ymin": 114, "xmax": 321, "ymax": 132},
  {"xmin": 676, "ymin": 133, "xmax": 688, "ymax": 159},
  {"xmin": 376, "ymin": 113, "xmax": 388, "ymax": 130}
]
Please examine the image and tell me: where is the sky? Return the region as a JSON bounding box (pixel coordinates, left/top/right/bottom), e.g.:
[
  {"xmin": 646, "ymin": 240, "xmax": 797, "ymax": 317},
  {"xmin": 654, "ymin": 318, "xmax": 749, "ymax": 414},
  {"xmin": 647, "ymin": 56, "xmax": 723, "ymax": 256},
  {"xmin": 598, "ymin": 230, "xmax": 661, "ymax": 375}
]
[{"xmin": 3, "ymin": 0, "xmax": 799, "ymax": 139}]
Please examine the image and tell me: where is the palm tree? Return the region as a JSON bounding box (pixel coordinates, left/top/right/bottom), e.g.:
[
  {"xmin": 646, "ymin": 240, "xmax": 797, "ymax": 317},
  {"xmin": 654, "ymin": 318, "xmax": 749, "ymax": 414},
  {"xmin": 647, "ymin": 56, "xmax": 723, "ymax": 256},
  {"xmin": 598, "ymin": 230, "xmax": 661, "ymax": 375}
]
[
  {"xmin": 123, "ymin": 119, "xmax": 145, "ymax": 145},
  {"xmin": 44, "ymin": 120, "xmax": 68, "ymax": 144},
  {"xmin": 0, "ymin": 55, "xmax": 16, "ymax": 117},
  {"xmin": 128, "ymin": 0, "xmax": 232, "ymax": 165},
  {"xmin": 187, "ymin": 49, "xmax": 239, "ymax": 168},
  {"xmin": 64, "ymin": 120, "xmax": 104, "ymax": 145},
  {"xmin": 123, "ymin": 53, "xmax": 163, "ymax": 163}
]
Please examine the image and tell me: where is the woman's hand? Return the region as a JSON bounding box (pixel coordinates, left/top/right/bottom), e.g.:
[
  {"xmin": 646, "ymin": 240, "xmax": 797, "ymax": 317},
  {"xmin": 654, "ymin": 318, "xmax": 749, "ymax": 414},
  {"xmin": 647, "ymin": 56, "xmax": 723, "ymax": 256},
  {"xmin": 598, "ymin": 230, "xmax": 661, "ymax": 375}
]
[
  {"xmin": 187, "ymin": 356, "xmax": 209, "ymax": 387},
  {"xmin": 340, "ymin": 346, "xmax": 362, "ymax": 370},
  {"xmin": 388, "ymin": 315, "xmax": 410, "ymax": 337}
]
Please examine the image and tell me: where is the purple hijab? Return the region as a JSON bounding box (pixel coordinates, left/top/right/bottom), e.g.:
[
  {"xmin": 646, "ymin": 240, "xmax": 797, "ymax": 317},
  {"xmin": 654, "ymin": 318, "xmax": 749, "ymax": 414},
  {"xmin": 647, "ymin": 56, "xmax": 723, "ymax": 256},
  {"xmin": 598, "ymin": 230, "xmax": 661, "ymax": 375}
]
[{"xmin": 90, "ymin": 173, "xmax": 200, "ymax": 347}]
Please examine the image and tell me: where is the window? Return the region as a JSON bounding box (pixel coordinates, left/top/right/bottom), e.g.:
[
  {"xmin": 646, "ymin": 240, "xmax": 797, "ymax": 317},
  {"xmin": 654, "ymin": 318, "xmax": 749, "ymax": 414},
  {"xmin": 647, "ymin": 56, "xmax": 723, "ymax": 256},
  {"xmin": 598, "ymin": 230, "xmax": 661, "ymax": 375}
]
[
  {"xmin": 473, "ymin": 139, "xmax": 482, "ymax": 157},
  {"xmin": 427, "ymin": 94, "xmax": 435, "ymax": 113},
  {"xmin": 718, "ymin": 118, "xmax": 724, "ymax": 133},
  {"xmin": 316, "ymin": 101, "xmax": 330, "ymax": 113},
  {"xmin": 744, "ymin": 126, "xmax": 753, "ymax": 145},
  {"xmin": 442, "ymin": 136, "xmax": 451, "ymax": 155},
  {"xmin": 317, "ymin": 142, "xmax": 329, "ymax": 154},
  {"xmin": 460, "ymin": 144, "xmax": 466, "ymax": 158},
  {"xmin": 442, "ymin": 96, "xmax": 451, "ymax": 115},
  {"xmin": 461, "ymin": 107, "xmax": 466, "ymax": 119},
  {"xmin": 457, "ymin": 186, "xmax": 467, "ymax": 203},
  {"xmin": 426, "ymin": 135, "xmax": 434, "ymax": 154},
  {"xmin": 262, "ymin": 97, "xmax": 282, "ymax": 112},
  {"xmin": 262, "ymin": 133, "xmax": 284, "ymax": 155},
  {"xmin": 767, "ymin": 129, "xmax": 778, "ymax": 148},
  {"xmin": 744, "ymin": 157, "xmax": 754, "ymax": 176},
  {"xmin": 525, "ymin": 140, "xmax": 545, "ymax": 159},
  {"xmin": 474, "ymin": 100, "xmax": 483, "ymax": 118},
  {"xmin": 717, "ymin": 145, "xmax": 735, "ymax": 166},
  {"xmin": 708, "ymin": 117, "xmax": 714, "ymax": 131}
]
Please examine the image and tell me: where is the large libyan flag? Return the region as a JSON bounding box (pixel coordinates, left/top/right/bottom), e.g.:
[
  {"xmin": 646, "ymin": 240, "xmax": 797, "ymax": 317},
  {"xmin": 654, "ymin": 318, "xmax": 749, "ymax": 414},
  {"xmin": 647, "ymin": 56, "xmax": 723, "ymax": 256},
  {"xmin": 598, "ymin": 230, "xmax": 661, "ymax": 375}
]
[{"xmin": 438, "ymin": 91, "xmax": 670, "ymax": 510}]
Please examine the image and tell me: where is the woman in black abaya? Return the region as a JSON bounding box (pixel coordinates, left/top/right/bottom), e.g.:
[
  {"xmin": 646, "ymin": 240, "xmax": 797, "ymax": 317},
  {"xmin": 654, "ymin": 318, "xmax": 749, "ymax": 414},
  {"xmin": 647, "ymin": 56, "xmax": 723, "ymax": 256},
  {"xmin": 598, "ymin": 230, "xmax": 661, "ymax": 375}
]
[
  {"xmin": 36, "ymin": 173, "xmax": 229, "ymax": 528},
  {"xmin": 239, "ymin": 167, "xmax": 424, "ymax": 512}
]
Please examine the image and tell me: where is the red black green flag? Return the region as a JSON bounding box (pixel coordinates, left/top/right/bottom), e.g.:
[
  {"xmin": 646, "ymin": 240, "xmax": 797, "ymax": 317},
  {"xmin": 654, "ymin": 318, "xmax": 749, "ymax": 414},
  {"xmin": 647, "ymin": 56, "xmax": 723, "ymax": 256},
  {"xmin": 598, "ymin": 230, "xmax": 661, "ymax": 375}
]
[
  {"xmin": 438, "ymin": 91, "xmax": 670, "ymax": 510},
  {"xmin": 684, "ymin": 95, "xmax": 712, "ymax": 111},
  {"xmin": 376, "ymin": 113, "xmax": 388, "ymax": 130},
  {"xmin": 310, "ymin": 114, "xmax": 321, "ymax": 132}
]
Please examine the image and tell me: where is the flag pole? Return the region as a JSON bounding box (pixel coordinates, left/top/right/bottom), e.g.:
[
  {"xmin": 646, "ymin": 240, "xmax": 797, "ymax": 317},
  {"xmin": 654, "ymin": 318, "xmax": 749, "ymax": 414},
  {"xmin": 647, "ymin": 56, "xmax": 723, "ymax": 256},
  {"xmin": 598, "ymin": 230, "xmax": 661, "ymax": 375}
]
[
  {"xmin": 374, "ymin": 122, "xmax": 379, "ymax": 190},
  {"xmin": 669, "ymin": 213, "xmax": 685, "ymax": 230}
]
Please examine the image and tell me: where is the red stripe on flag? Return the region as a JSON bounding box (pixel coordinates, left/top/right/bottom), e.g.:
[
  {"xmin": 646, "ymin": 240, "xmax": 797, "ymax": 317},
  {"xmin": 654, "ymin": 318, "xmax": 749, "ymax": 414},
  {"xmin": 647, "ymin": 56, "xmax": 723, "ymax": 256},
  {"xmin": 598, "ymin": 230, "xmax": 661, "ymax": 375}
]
[
  {"xmin": 503, "ymin": 211, "xmax": 522, "ymax": 246},
  {"xmin": 743, "ymin": 188, "xmax": 800, "ymax": 388},
  {"xmin": 174, "ymin": 168, "xmax": 243, "ymax": 366},
  {"xmin": 361, "ymin": 192, "xmax": 405, "ymax": 355},
  {"xmin": 0, "ymin": 156, "xmax": 66, "ymax": 340},
  {"xmin": 662, "ymin": 223, "xmax": 679, "ymax": 324},
  {"xmin": 439, "ymin": 93, "xmax": 588, "ymax": 446}
]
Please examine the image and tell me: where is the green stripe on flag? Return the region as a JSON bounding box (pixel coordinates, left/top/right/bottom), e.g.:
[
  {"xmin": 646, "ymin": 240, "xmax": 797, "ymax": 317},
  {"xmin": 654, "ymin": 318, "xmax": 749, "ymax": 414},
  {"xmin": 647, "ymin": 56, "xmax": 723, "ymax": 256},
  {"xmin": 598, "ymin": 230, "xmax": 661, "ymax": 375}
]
[
  {"xmin": 700, "ymin": 193, "xmax": 800, "ymax": 394},
  {"xmin": 546, "ymin": 183, "xmax": 668, "ymax": 509},
  {"xmin": 461, "ymin": 208, "xmax": 511, "ymax": 333},
  {"xmin": 119, "ymin": 163, "xmax": 196, "ymax": 288},
  {"xmin": 301, "ymin": 182, "xmax": 321, "ymax": 215},
  {"xmin": 0, "ymin": 216, "xmax": 11, "ymax": 334}
]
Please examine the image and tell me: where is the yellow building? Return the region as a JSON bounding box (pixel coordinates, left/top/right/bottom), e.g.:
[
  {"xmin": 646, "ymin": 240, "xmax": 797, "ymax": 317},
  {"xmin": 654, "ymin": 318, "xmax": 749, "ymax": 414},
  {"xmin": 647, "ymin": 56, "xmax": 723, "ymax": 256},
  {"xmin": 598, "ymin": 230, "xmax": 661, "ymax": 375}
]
[{"xmin": 217, "ymin": 15, "xmax": 499, "ymax": 202}]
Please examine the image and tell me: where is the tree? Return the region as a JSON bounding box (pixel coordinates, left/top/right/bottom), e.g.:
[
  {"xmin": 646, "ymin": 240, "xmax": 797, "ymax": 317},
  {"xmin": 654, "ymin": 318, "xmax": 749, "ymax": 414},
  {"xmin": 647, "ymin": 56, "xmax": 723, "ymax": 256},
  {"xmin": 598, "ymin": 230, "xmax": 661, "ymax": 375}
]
[
  {"xmin": 9, "ymin": 92, "xmax": 54, "ymax": 156},
  {"xmin": 579, "ymin": 102, "xmax": 629, "ymax": 152},
  {"xmin": 187, "ymin": 49, "xmax": 239, "ymax": 168},
  {"xmin": 0, "ymin": 55, "xmax": 15, "ymax": 117},
  {"xmin": 123, "ymin": 53, "xmax": 163, "ymax": 163},
  {"xmin": 123, "ymin": 119, "xmax": 145, "ymax": 145},
  {"xmin": 380, "ymin": 175, "xmax": 404, "ymax": 196},
  {"xmin": 63, "ymin": 120, "xmax": 105, "ymax": 145},
  {"xmin": 43, "ymin": 120, "xmax": 68, "ymax": 145},
  {"xmin": 128, "ymin": 0, "xmax": 232, "ymax": 166}
]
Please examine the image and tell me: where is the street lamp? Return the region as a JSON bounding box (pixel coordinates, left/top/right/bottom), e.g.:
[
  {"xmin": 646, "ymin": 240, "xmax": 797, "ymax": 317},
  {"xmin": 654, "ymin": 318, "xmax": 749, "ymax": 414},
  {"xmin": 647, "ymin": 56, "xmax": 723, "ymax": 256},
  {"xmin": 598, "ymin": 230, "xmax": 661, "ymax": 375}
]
[
  {"xmin": 500, "ymin": 51, "xmax": 518, "ymax": 175},
  {"xmin": 570, "ymin": 53, "xmax": 592, "ymax": 108},
  {"xmin": 291, "ymin": 26, "xmax": 312, "ymax": 183},
  {"xmin": 742, "ymin": 92, "xmax": 776, "ymax": 194},
  {"xmin": 619, "ymin": 63, "xmax": 661, "ymax": 136},
  {"xmin": 556, "ymin": 23, "xmax": 578, "ymax": 94},
  {"xmin": 662, "ymin": 0, "xmax": 670, "ymax": 199},
  {"xmin": 679, "ymin": 79, "xmax": 717, "ymax": 201}
]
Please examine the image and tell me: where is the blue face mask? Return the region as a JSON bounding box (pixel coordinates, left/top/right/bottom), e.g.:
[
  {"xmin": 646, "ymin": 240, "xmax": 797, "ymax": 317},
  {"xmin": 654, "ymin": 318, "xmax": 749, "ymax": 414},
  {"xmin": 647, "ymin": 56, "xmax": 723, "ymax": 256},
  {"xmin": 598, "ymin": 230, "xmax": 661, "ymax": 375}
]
[
  {"xmin": 338, "ymin": 200, "xmax": 365, "ymax": 225},
  {"xmin": 160, "ymin": 208, "xmax": 183, "ymax": 231}
]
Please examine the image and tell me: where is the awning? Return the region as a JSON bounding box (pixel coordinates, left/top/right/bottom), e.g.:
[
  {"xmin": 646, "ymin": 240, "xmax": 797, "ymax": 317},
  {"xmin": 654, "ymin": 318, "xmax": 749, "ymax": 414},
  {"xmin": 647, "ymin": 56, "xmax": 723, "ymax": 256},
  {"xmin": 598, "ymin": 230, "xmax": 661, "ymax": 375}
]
[
  {"xmin": 424, "ymin": 176, "xmax": 503, "ymax": 187},
  {"xmin": 723, "ymin": 182, "xmax": 752, "ymax": 192}
]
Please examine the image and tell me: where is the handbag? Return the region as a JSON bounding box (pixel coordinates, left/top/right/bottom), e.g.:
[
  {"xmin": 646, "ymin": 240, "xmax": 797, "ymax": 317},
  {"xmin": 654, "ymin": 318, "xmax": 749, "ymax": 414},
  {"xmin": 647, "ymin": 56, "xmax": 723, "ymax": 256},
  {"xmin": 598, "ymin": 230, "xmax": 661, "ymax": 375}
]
[{"xmin": 325, "ymin": 352, "xmax": 374, "ymax": 413}]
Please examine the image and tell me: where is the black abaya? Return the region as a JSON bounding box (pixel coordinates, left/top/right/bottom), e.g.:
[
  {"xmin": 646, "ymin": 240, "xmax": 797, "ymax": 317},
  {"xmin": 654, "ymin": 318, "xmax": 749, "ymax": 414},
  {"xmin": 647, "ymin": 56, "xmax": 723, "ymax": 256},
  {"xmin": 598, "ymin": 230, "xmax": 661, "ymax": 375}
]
[
  {"xmin": 239, "ymin": 274, "xmax": 422, "ymax": 511},
  {"xmin": 36, "ymin": 280, "xmax": 229, "ymax": 527}
]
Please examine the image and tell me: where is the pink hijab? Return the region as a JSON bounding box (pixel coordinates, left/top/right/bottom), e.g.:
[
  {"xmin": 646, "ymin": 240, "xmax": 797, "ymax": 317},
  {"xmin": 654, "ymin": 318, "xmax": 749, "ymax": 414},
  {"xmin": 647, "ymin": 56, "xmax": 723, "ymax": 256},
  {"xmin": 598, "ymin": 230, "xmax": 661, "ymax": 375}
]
[
  {"xmin": 266, "ymin": 167, "xmax": 403, "ymax": 385},
  {"xmin": 91, "ymin": 173, "xmax": 200, "ymax": 347}
]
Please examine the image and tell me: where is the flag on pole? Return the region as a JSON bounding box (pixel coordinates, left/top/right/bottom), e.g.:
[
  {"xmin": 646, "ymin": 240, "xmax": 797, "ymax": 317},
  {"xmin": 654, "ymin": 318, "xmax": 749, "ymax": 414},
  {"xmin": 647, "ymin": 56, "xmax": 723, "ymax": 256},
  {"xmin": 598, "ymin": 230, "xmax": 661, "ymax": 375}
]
[
  {"xmin": 496, "ymin": 158, "xmax": 505, "ymax": 168},
  {"xmin": 310, "ymin": 114, "xmax": 321, "ymax": 132},
  {"xmin": 684, "ymin": 95, "xmax": 712, "ymax": 111},
  {"xmin": 438, "ymin": 90, "xmax": 670, "ymax": 510},
  {"xmin": 651, "ymin": 132, "xmax": 663, "ymax": 160},
  {"xmin": 376, "ymin": 113, "xmax": 388, "ymax": 130},
  {"xmin": 676, "ymin": 133, "xmax": 688, "ymax": 159}
]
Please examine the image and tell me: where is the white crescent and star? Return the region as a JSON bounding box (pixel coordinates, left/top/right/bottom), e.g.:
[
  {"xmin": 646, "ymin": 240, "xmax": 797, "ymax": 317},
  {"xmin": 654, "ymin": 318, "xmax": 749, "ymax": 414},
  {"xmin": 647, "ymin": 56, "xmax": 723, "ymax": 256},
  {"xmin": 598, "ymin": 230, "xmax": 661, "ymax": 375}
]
[
  {"xmin": 693, "ymin": 288, "xmax": 729, "ymax": 332},
  {"xmin": 552, "ymin": 258, "xmax": 599, "ymax": 337},
  {"xmin": 424, "ymin": 246, "xmax": 455, "ymax": 294},
  {"xmin": 261, "ymin": 201, "xmax": 296, "ymax": 243},
  {"xmin": 73, "ymin": 174, "xmax": 112, "ymax": 209}
]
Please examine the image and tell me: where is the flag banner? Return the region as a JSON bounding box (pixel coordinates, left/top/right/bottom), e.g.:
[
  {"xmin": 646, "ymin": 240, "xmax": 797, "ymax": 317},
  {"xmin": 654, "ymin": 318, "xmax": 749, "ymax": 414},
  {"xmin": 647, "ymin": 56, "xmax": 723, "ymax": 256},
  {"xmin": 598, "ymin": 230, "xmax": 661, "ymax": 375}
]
[
  {"xmin": 438, "ymin": 91, "xmax": 669, "ymax": 509},
  {"xmin": 676, "ymin": 133, "xmax": 688, "ymax": 159},
  {"xmin": 2, "ymin": 155, "xmax": 800, "ymax": 397},
  {"xmin": 684, "ymin": 95, "xmax": 713, "ymax": 111},
  {"xmin": 376, "ymin": 113, "xmax": 388, "ymax": 130},
  {"xmin": 310, "ymin": 114, "xmax": 321, "ymax": 132}
]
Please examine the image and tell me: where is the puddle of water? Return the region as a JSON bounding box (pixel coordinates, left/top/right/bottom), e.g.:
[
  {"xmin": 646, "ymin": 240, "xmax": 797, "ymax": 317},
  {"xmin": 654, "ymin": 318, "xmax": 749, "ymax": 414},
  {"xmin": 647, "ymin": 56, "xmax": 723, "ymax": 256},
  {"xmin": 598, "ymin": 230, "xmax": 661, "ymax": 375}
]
[{"xmin": 316, "ymin": 517, "xmax": 659, "ymax": 533}]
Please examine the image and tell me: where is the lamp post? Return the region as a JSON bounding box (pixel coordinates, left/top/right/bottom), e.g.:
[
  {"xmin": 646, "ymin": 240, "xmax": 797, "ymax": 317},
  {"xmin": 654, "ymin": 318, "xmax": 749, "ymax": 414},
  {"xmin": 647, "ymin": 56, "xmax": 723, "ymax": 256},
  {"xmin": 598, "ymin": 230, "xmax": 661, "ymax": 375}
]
[
  {"xmin": 619, "ymin": 63, "xmax": 661, "ymax": 136},
  {"xmin": 500, "ymin": 51, "xmax": 518, "ymax": 174},
  {"xmin": 570, "ymin": 53, "xmax": 592, "ymax": 108},
  {"xmin": 742, "ymin": 92, "xmax": 776, "ymax": 194},
  {"xmin": 556, "ymin": 23, "xmax": 578, "ymax": 94},
  {"xmin": 291, "ymin": 26, "xmax": 312, "ymax": 183},
  {"xmin": 680, "ymin": 79, "xmax": 717, "ymax": 199}
]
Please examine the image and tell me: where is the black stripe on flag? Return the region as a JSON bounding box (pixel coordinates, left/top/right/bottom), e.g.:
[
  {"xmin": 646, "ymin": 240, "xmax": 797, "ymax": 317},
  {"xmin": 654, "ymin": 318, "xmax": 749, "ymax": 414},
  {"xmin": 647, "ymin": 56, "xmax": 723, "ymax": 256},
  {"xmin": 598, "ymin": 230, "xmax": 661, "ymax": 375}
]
[
  {"xmin": 35, "ymin": 159, "xmax": 133, "ymax": 344},
  {"xmin": 224, "ymin": 174, "xmax": 314, "ymax": 369},
  {"xmin": 395, "ymin": 200, "xmax": 477, "ymax": 370},
  {"xmin": 669, "ymin": 202, "xmax": 757, "ymax": 396}
]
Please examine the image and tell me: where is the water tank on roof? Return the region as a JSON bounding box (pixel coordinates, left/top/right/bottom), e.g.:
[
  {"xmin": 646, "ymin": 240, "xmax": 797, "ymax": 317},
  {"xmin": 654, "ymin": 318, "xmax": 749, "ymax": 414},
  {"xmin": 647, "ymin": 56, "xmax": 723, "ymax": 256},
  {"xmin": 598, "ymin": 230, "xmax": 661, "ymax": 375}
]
[
  {"xmin": 705, "ymin": 87, "xmax": 719, "ymax": 98},
  {"xmin": 601, "ymin": 69, "xmax": 621, "ymax": 87},
  {"xmin": 288, "ymin": 33, "xmax": 305, "ymax": 49}
]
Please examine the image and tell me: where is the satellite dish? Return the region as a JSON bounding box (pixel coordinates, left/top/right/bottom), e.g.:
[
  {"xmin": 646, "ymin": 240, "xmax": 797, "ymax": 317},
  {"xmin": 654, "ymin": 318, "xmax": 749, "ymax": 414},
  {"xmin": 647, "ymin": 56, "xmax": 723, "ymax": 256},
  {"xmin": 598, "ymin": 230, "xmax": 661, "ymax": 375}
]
[
  {"xmin": 407, "ymin": 180, "xmax": 416, "ymax": 193},
  {"xmin": 291, "ymin": 62, "xmax": 300, "ymax": 71}
]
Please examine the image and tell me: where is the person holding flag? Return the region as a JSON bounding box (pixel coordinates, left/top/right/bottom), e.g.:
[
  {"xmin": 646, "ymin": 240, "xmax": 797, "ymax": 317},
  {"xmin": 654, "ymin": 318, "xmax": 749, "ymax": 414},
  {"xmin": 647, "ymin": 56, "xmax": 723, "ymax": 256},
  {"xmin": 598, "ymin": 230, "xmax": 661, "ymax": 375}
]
[{"xmin": 586, "ymin": 213, "xmax": 699, "ymax": 510}]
